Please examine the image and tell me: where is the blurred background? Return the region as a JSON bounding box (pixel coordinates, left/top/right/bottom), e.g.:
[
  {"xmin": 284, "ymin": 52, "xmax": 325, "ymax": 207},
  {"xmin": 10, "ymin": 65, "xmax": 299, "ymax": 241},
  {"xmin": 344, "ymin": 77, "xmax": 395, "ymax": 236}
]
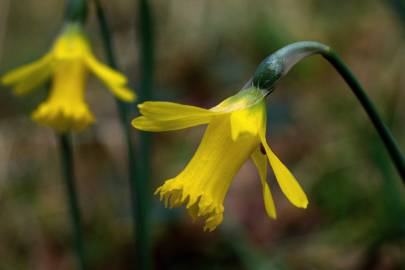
[{"xmin": 0, "ymin": 0, "xmax": 404, "ymax": 269}]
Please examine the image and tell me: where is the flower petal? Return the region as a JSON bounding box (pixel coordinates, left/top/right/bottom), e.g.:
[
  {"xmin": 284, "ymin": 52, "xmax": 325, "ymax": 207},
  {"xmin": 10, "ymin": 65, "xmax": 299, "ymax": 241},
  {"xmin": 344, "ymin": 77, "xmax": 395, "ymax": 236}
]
[
  {"xmin": 1, "ymin": 53, "xmax": 53, "ymax": 92},
  {"xmin": 85, "ymin": 53, "xmax": 127, "ymax": 85},
  {"xmin": 132, "ymin": 116, "xmax": 211, "ymax": 132},
  {"xmin": 138, "ymin": 101, "xmax": 213, "ymax": 119},
  {"xmin": 85, "ymin": 52, "xmax": 135, "ymax": 101},
  {"xmin": 251, "ymin": 147, "xmax": 277, "ymax": 219},
  {"xmin": 132, "ymin": 102, "xmax": 220, "ymax": 131},
  {"xmin": 12, "ymin": 66, "xmax": 53, "ymax": 95},
  {"xmin": 108, "ymin": 85, "xmax": 136, "ymax": 102},
  {"xmin": 260, "ymin": 133, "xmax": 308, "ymax": 209}
]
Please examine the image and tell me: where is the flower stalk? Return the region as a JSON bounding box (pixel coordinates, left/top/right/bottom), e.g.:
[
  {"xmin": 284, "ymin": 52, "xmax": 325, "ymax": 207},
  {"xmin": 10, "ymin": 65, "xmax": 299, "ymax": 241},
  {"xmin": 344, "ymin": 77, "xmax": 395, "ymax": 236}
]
[
  {"xmin": 65, "ymin": 0, "xmax": 88, "ymax": 24},
  {"xmin": 133, "ymin": 0, "xmax": 154, "ymax": 267},
  {"xmin": 60, "ymin": 1, "xmax": 87, "ymax": 269},
  {"xmin": 58, "ymin": 134, "xmax": 86, "ymax": 270},
  {"xmin": 93, "ymin": 0, "xmax": 152, "ymax": 269},
  {"xmin": 134, "ymin": 0, "xmax": 154, "ymax": 267},
  {"xmin": 252, "ymin": 41, "xmax": 405, "ymax": 183}
]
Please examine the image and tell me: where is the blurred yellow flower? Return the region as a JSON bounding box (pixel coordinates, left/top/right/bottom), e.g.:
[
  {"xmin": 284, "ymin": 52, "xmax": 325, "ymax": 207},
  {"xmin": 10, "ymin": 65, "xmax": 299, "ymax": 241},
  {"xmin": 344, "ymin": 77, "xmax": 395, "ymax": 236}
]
[
  {"xmin": 132, "ymin": 87, "xmax": 308, "ymax": 231},
  {"xmin": 1, "ymin": 23, "xmax": 135, "ymax": 132}
]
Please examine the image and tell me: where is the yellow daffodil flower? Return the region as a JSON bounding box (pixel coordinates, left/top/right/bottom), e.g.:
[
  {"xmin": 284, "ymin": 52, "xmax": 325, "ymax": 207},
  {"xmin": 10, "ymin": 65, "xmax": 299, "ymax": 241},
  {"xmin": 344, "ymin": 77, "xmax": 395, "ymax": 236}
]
[
  {"xmin": 132, "ymin": 87, "xmax": 308, "ymax": 231},
  {"xmin": 1, "ymin": 23, "xmax": 135, "ymax": 132}
]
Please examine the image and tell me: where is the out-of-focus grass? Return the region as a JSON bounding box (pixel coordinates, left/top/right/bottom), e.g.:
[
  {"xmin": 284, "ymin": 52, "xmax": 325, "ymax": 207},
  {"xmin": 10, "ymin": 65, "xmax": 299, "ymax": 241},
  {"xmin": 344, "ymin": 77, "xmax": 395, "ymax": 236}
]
[{"xmin": 0, "ymin": 0, "xmax": 404, "ymax": 269}]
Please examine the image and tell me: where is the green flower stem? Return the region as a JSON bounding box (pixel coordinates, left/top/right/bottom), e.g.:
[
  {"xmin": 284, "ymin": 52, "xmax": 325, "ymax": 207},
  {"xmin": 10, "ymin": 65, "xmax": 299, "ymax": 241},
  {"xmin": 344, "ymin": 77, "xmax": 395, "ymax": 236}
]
[
  {"xmin": 387, "ymin": 0, "xmax": 405, "ymax": 27},
  {"xmin": 58, "ymin": 134, "xmax": 86, "ymax": 270},
  {"xmin": 93, "ymin": 1, "xmax": 152, "ymax": 269},
  {"xmin": 252, "ymin": 41, "xmax": 405, "ymax": 183},
  {"xmin": 52, "ymin": 1, "xmax": 89, "ymax": 269},
  {"xmin": 323, "ymin": 50, "xmax": 405, "ymax": 182},
  {"xmin": 134, "ymin": 0, "xmax": 154, "ymax": 268},
  {"xmin": 65, "ymin": 0, "xmax": 88, "ymax": 24}
]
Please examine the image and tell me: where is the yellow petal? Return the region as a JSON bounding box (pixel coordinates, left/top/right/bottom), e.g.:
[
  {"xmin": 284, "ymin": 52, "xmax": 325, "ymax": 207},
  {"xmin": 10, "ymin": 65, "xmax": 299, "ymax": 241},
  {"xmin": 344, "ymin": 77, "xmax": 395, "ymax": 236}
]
[
  {"xmin": 2, "ymin": 53, "xmax": 53, "ymax": 87},
  {"xmin": 132, "ymin": 116, "xmax": 210, "ymax": 132},
  {"xmin": 85, "ymin": 52, "xmax": 127, "ymax": 85},
  {"xmin": 260, "ymin": 133, "xmax": 308, "ymax": 209},
  {"xmin": 138, "ymin": 101, "xmax": 214, "ymax": 119},
  {"xmin": 12, "ymin": 67, "xmax": 53, "ymax": 95},
  {"xmin": 84, "ymin": 52, "xmax": 136, "ymax": 102},
  {"xmin": 109, "ymin": 86, "xmax": 136, "ymax": 102},
  {"xmin": 132, "ymin": 102, "xmax": 220, "ymax": 131},
  {"xmin": 251, "ymin": 147, "xmax": 277, "ymax": 219}
]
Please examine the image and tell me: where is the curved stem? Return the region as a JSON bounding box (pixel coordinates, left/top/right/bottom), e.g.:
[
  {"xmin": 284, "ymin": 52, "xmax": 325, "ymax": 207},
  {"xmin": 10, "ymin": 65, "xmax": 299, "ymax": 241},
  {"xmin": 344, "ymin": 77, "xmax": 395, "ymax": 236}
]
[
  {"xmin": 58, "ymin": 134, "xmax": 86, "ymax": 270},
  {"xmin": 253, "ymin": 41, "xmax": 405, "ymax": 183},
  {"xmin": 93, "ymin": 1, "xmax": 151, "ymax": 269},
  {"xmin": 322, "ymin": 50, "xmax": 405, "ymax": 182}
]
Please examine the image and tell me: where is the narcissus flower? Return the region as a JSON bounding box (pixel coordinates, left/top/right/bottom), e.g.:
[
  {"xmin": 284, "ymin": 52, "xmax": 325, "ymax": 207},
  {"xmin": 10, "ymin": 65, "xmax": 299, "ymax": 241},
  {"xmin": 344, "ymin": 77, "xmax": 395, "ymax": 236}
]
[
  {"xmin": 132, "ymin": 87, "xmax": 308, "ymax": 231},
  {"xmin": 1, "ymin": 23, "xmax": 135, "ymax": 132}
]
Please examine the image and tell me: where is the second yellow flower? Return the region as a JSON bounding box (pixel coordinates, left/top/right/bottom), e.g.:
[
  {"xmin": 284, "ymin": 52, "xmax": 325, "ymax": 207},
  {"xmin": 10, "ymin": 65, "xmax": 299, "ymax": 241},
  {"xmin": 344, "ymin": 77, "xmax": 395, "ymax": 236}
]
[{"xmin": 2, "ymin": 23, "xmax": 135, "ymax": 132}]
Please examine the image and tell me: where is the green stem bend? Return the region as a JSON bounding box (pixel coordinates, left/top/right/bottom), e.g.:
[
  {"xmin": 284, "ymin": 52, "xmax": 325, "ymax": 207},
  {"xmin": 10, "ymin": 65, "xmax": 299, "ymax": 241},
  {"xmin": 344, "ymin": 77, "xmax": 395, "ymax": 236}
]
[{"xmin": 252, "ymin": 41, "xmax": 405, "ymax": 184}]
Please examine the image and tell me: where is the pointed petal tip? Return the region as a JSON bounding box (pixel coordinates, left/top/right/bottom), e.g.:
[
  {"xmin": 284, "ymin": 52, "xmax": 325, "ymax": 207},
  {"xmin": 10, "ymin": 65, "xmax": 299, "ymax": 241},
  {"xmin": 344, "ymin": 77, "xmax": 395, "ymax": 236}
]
[
  {"xmin": 266, "ymin": 211, "xmax": 277, "ymax": 220},
  {"xmin": 1, "ymin": 76, "xmax": 9, "ymax": 85},
  {"xmin": 126, "ymin": 92, "xmax": 137, "ymax": 102},
  {"xmin": 153, "ymin": 187, "xmax": 161, "ymax": 196},
  {"xmin": 137, "ymin": 102, "xmax": 147, "ymax": 110},
  {"xmin": 265, "ymin": 202, "xmax": 277, "ymax": 219},
  {"xmin": 131, "ymin": 116, "xmax": 159, "ymax": 131},
  {"xmin": 260, "ymin": 134, "xmax": 310, "ymax": 211},
  {"xmin": 117, "ymin": 88, "xmax": 136, "ymax": 102},
  {"xmin": 288, "ymin": 195, "xmax": 309, "ymax": 209},
  {"xmin": 131, "ymin": 118, "xmax": 140, "ymax": 128},
  {"xmin": 292, "ymin": 196, "xmax": 309, "ymax": 209},
  {"xmin": 300, "ymin": 199, "xmax": 309, "ymax": 209},
  {"xmin": 1, "ymin": 72, "xmax": 19, "ymax": 86}
]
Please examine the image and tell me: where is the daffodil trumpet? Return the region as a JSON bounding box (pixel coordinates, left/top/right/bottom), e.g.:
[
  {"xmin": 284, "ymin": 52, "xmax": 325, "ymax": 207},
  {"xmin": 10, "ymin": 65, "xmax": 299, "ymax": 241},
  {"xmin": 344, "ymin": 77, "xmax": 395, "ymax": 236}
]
[
  {"xmin": 132, "ymin": 87, "xmax": 308, "ymax": 231},
  {"xmin": 1, "ymin": 23, "xmax": 135, "ymax": 132}
]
